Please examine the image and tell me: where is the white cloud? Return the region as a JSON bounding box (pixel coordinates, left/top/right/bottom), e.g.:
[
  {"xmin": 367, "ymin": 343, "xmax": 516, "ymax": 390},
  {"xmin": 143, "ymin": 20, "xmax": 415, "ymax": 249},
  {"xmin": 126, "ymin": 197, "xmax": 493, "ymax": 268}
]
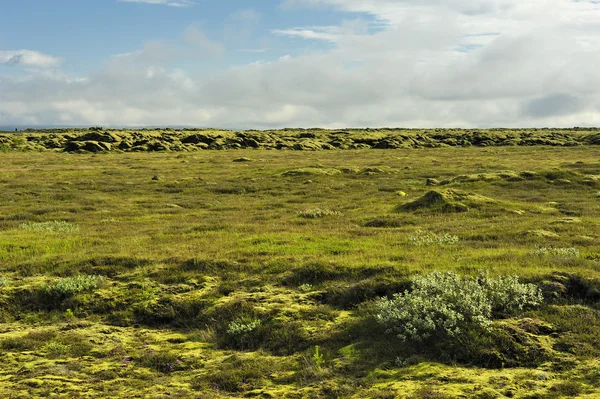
[
  {"xmin": 272, "ymin": 27, "xmax": 342, "ymax": 42},
  {"xmin": 0, "ymin": 50, "xmax": 61, "ymax": 68},
  {"xmin": 118, "ymin": 0, "xmax": 195, "ymax": 7},
  {"xmin": 3, "ymin": 1, "xmax": 600, "ymax": 128}
]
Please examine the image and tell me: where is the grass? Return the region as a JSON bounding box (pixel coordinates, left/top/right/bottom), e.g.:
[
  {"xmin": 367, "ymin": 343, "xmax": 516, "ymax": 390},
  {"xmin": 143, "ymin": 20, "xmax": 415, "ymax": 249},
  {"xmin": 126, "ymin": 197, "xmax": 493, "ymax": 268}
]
[{"xmin": 0, "ymin": 141, "xmax": 600, "ymax": 397}]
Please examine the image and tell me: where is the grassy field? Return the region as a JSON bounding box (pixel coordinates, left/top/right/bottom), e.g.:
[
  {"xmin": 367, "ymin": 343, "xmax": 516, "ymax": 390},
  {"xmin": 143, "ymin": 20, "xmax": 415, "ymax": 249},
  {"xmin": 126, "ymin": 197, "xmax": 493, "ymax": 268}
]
[{"xmin": 1, "ymin": 143, "xmax": 600, "ymax": 398}]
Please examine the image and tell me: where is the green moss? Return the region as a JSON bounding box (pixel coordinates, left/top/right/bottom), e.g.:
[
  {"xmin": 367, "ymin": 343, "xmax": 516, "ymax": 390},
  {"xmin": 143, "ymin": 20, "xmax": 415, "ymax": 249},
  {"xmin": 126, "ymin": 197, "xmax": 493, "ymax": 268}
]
[{"xmin": 0, "ymin": 146, "xmax": 599, "ymax": 397}]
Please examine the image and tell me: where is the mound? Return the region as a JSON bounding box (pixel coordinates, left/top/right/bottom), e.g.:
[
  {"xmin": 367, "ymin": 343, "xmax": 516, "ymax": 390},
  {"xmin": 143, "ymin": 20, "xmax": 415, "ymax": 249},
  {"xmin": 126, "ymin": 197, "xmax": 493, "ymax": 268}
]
[
  {"xmin": 394, "ymin": 189, "xmax": 496, "ymax": 213},
  {"xmin": 281, "ymin": 167, "xmax": 341, "ymax": 177},
  {"xmin": 438, "ymin": 171, "xmax": 525, "ymax": 185}
]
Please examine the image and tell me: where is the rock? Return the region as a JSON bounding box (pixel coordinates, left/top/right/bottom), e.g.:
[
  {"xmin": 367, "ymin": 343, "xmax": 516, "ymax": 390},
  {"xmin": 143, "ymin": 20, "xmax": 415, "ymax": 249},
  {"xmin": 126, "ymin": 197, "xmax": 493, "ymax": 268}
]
[
  {"xmin": 181, "ymin": 134, "xmax": 214, "ymax": 145},
  {"xmin": 78, "ymin": 131, "xmax": 120, "ymax": 143},
  {"xmin": 64, "ymin": 141, "xmax": 83, "ymax": 152},
  {"xmin": 43, "ymin": 138, "xmax": 64, "ymax": 149},
  {"xmin": 82, "ymin": 141, "xmax": 110, "ymax": 152},
  {"xmin": 118, "ymin": 140, "xmax": 133, "ymax": 150},
  {"xmin": 292, "ymin": 140, "xmax": 322, "ymax": 150}
]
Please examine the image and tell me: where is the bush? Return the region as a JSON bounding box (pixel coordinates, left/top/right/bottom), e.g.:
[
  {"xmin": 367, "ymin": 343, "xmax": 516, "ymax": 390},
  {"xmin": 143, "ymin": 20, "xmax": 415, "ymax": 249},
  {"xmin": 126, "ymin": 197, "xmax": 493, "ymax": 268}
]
[
  {"xmin": 226, "ymin": 317, "xmax": 262, "ymax": 349},
  {"xmin": 42, "ymin": 275, "xmax": 104, "ymax": 300},
  {"xmin": 534, "ymin": 246, "xmax": 579, "ymax": 257},
  {"xmin": 297, "ymin": 208, "xmax": 342, "ymax": 219},
  {"xmin": 408, "ymin": 230, "xmax": 459, "ymax": 246},
  {"xmin": 20, "ymin": 220, "xmax": 79, "ymax": 233},
  {"xmin": 375, "ymin": 272, "xmax": 542, "ymax": 342}
]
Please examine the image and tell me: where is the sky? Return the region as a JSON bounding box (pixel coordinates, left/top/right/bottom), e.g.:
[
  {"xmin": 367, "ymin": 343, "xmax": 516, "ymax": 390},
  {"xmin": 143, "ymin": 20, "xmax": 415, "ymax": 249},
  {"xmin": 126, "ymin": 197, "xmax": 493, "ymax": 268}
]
[{"xmin": 2, "ymin": 0, "xmax": 600, "ymax": 129}]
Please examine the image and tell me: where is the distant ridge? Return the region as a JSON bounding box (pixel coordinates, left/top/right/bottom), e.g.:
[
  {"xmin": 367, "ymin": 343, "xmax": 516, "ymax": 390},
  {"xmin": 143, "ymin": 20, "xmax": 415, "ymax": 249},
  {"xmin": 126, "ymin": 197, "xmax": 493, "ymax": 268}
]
[{"xmin": 2, "ymin": 128, "xmax": 600, "ymax": 152}]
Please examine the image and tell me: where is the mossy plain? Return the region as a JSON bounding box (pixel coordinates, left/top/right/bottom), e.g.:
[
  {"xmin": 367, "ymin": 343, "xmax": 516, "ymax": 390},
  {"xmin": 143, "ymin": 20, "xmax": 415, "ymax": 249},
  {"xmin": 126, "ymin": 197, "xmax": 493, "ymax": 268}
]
[{"xmin": 1, "ymin": 135, "xmax": 600, "ymax": 398}]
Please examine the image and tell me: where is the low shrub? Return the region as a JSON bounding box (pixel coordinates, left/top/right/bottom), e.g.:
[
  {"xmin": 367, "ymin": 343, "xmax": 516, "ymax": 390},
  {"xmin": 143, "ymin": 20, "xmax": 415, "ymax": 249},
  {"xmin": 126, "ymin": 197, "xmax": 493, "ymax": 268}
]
[
  {"xmin": 408, "ymin": 230, "xmax": 459, "ymax": 246},
  {"xmin": 375, "ymin": 271, "xmax": 542, "ymax": 342},
  {"xmin": 44, "ymin": 341, "xmax": 69, "ymax": 358},
  {"xmin": 534, "ymin": 246, "xmax": 579, "ymax": 257},
  {"xmin": 225, "ymin": 316, "xmax": 263, "ymax": 350},
  {"xmin": 41, "ymin": 275, "xmax": 104, "ymax": 300},
  {"xmin": 20, "ymin": 220, "xmax": 79, "ymax": 233},
  {"xmin": 298, "ymin": 208, "xmax": 342, "ymax": 219}
]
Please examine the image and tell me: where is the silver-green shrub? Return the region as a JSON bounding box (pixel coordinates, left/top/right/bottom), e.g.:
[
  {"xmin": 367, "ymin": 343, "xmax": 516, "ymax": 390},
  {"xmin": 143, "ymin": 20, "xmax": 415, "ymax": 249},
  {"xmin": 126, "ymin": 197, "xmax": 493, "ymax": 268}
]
[
  {"xmin": 534, "ymin": 246, "xmax": 579, "ymax": 257},
  {"xmin": 227, "ymin": 317, "xmax": 262, "ymax": 337},
  {"xmin": 408, "ymin": 230, "xmax": 459, "ymax": 246},
  {"xmin": 297, "ymin": 208, "xmax": 342, "ymax": 219},
  {"xmin": 20, "ymin": 221, "xmax": 79, "ymax": 233},
  {"xmin": 42, "ymin": 275, "xmax": 104, "ymax": 299},
  {"xmin": 375, "ymin": 271, "xmax": 542, "ymax": 342}
]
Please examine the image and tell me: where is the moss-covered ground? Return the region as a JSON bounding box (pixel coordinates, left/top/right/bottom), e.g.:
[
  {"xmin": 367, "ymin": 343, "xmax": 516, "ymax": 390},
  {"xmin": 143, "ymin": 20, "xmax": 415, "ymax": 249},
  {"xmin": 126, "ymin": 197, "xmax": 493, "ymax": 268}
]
[{"xmin": 1, "ymin": 141, "xmax": 600, "ymax": 398}]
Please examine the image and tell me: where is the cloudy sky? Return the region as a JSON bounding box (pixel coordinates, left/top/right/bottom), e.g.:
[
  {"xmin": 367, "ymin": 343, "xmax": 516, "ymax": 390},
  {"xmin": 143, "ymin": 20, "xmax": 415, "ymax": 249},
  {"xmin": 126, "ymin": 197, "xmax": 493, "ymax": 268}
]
[{"xmin": 2, "ymin": 0, "xmax": 600, "ymax": 128}]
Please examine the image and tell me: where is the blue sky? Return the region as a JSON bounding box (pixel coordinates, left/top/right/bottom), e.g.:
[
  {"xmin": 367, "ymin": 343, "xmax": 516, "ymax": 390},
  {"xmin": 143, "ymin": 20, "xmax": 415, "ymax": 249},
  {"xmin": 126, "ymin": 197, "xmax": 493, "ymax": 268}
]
[
  {"xmin": 1, "ymin": 0, "xmax": 350, "ymax": 73},
  {"xmin": 2, "ymin": 0, "xmax": 600, "ymax": 128}
]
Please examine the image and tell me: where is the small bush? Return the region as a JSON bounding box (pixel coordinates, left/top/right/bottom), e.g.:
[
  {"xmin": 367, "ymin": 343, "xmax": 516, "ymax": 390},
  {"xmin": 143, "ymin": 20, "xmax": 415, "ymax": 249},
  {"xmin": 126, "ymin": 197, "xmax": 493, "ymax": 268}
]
[
  {"xmin": 408, "ymin": 230, "xmax": 459, "ymax": 246},
  {"xmin": 534, "ymin": 246, "xmax": 579, "ymax": 257},
  {"xmin": 45, "ymin": 341, "xmax": 69, "ymax": 358},
  {"xmin": 298, "ymin": 208, "xmax": 342, "ymax": 219},
  {"xmin": 298, "ymin": 283, "xmax": 314, "ymax": 293},
  {"xmin": 375, "ymin": 272, "xmax": 542, "ymax": 342},
  {"xmin": 226, "ymin": 317, "xmax": 262, "ymax": 349},
  {"xmin": 584, "ymin": 252, "xmax": 600, "ymax": 261},
  {"xmin": 20, "ymin": 220, "xmax": 79, "ymax": 233},
  {"xmin": 42, "ymin": 275, "xmax": 104, "ymax": 300}
]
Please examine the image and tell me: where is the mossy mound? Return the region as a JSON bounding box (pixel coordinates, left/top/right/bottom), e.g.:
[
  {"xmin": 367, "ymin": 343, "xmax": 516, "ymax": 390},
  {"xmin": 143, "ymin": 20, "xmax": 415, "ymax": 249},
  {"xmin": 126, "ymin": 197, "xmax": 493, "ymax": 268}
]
[
  {"xmin": 394, "ymin": 189, "xmax": 496, "ymax": 213},
  {"xmin": 281, "ymin": 167, "xmax": 341, "ymax": 177},
  {"xmin": 438, "ymin": 171, "xmax": 525, "ymax": 185}
]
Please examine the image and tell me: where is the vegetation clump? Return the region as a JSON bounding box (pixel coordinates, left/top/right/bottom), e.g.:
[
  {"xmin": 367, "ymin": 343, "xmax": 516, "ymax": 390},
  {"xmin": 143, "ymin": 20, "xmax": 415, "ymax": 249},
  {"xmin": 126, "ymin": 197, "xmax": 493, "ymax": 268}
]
[
  {"xmin": 282, "ymin": 167, "xmax": 341, "ymax": 176},
  {"xmin": 298, "ymin": 208, "xmax": 342, "ymax": 218},
  {"xmin": 20, "ymin": 220, "xmax": 79, "ymax": 233},
  {"xmin": 395, "ymin": 189, "xmax": 495, "ymax": 213},
  {"xmin": 41, "ymin": 275, "xmax": 104, "ymax": 300},
  {"xmin": 375, "ymin": 272, "xmax": 543, "ymax": 342},
  {"xmin": 534, "ymin": 246, "xmax": 580, "ymax": 257},
  {"xmin": 408, "ymin": 230, "xmax": 459, "ymax": 246}
]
